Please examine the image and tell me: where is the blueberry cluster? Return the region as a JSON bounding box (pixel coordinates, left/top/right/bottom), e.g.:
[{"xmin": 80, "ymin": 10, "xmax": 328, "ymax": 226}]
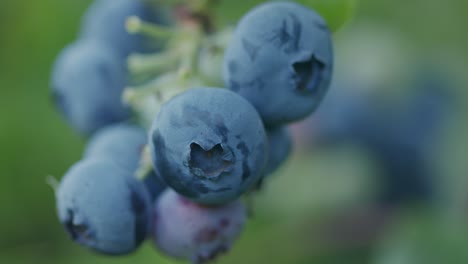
[{"xmin": 51, "ymin": 1, "xmax": 332, "ymax": 262}]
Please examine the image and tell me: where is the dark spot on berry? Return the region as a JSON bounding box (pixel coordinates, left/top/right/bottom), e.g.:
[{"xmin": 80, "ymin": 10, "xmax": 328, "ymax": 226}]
[
  {"xmin": 213, "ymin": 123, "xmax": 229, "ymax": 143},
  {"xmin": 236, "ymin": 142, "xmax": 250, "ymax": 157},
  {"xmin": 267, "ymin": 13, "xmax": 301, "ymax": 53},
  {"xmin": 237, "ymin": 142, "xmax": 251, "ymax": 182},
  {"xmin": 273, "ymin": 20, "xmax": 292, "ymax": 47},
  {"xmin": 242, "ymin": 161, "xmax": 250, "ymax": 182},
  {"xmin": 288, "ymin": 13, "xmax": 302, "ymax": 52}
]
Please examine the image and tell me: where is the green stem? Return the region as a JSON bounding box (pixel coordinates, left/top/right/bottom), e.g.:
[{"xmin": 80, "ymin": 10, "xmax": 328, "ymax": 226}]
[
  {"xmin": 124, "ymin": 72, "xmax": 179, "ymax": 105},
  {"xmin": 176, "ymin": 26, "xmax": 203, "ymax": 78},
  {"xmin": 46, "ymin": 175, "xmax": 59, "ymax": 193},
  {"xmin": 126, "ymin": 16, "xmax": 174, "ymax": 39},
  {"xmin": 128, "ymin": 51, "xmax": 180, "ymax": 76}
]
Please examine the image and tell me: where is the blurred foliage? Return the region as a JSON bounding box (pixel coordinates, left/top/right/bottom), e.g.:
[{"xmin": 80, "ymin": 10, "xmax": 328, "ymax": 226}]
[
  {"xmin": 296, "ymin": 0, "xmax": 358, "ymax": 31},
  {"xmin": 0, "ymin": 0, "xmax": 467, "ymax": 263},
  {"xmin": 215, "ymin": 0, "xmax": 357, "ymax": 32}
]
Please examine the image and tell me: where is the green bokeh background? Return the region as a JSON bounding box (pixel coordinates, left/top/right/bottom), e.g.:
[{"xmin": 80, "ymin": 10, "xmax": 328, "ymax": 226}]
[{"xmin": 0, "ymin": 0, "xmax": 467, "ymax": 263}]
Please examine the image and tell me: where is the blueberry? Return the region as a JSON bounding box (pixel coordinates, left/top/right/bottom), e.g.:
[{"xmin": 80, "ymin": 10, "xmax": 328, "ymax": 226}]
[
  {"xmin": 149, "ymin": 87, "xmax": 268, "ymax": 205},
  {"xmin": 142, "ymin": 171, "xmax": 167, "ymax": 202},
  {"xmin": 152, "ymin": 189, "xmax": 246, "ymax": 263},
  {"xmin": 223, "ymin": 1, "xmax": 333, "ymax": 125},
  {"xmin": 80, "ymin": 0, "xmax": 166, "ymax": 58},
  {"xmin": 85, "ymin": 123, "xmax": 147, "ymax": 171},
  {"xmin": 262, "ymin": 126, "xmax": 293, "ymax": 177},
  {"xmin": 85, "ymin": 123, "xmax": 167, "ymax": 201},
  {"xmin": 51, "ymin": 40, "xmax": 130, "ymax": 135},
  {"xmin": 254, "ymin": 126, "xmax": 293, "ymax": 190},
  {"xmin": 56, "ymin": 158, "xmax": 152, "ymax": 255}
]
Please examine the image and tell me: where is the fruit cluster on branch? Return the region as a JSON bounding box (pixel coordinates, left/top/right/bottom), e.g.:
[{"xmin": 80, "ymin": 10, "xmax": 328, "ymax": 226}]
[{"xmin": 50, "ymin": 0, "xmax": 333, "ymax": 263}]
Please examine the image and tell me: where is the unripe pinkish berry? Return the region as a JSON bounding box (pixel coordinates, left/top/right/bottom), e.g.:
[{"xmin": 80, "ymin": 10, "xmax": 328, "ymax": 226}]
[{"xmin": 152, "ymin": 189, "xmax": 246, "ymax": 263}]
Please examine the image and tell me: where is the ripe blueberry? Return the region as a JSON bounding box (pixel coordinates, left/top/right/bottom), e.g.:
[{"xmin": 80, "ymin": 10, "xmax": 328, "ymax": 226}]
[
  {"xmin": 254, "ymin": 126, "xmax": 293, "ymax": 190},
  {"xmin": 56, "ymin": 158, "xmax": 152, "ymax": 255},
  {"xmin": 223, "ymin": 1, "xmax": 333, "ymax": 125},
  {"xmin": 84, "ymin": 123, "xmax": 147, "ymax": 172},
  {"xmin": 51, "ymin": 40, "xmax": 130, "ymax": 135},
  {"xmin": 85, "ymin": 123, "xmax": 167, "ymax": 200},
  {"xmin": 262, "ymin": 126, "xmax": 293, "ymax": 177},
  {"xmin": 149, "ymin": 87, "xmax": 268, "ymax": 205}
]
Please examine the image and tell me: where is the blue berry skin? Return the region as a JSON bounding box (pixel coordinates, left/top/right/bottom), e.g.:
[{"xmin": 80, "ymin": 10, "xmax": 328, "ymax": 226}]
[
  {"xmin": 51, "ymin": 40, "xmax": 130, "ymax": 135},
  {"xmin": 263, "ymin": 126, "xmax": 293, "ymax": 177},
  {"xmin": 80, "ymin": 0, "xmax": 164, "ymax": 58},
  {"xmin": 253, "ymin": 126, "xmax": 292, "ymax": 190},
  {"xmin": 85, "ymin": 124, "xmax": 147, "ymax": 172},
  {"xmin": 223, "ymin": 1, "xmax": 333, "ymax": 126},
  {"xmin": 84, "ymin": 123, "xmax": 167, "ymax": 201},
  {"xmin": 143, "ymin": 172, "xmax": 167, "ymax": 202},
  {"xmin": 149, "ymin": 87, "xmax": 268, "ymax": 205},
  {"xmin": 56, "ymin": 159, "xmax": 152, "ymax": 255},
  {"xmin": 152, "ymin": 189, "xmax": 246, "ymax": 263}
]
